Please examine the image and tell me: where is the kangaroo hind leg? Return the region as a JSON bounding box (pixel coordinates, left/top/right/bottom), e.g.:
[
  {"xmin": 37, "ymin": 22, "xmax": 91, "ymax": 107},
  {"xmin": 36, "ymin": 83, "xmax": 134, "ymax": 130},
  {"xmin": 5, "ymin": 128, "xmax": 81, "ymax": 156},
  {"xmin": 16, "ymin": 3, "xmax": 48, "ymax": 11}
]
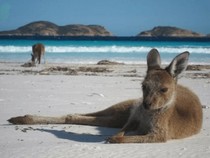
[
  {"xmin": 8, "ymin": 115, "xmax": 66, "ymax": 125},
  {"xmin": 8, "ymin": 99, "xmax": 138, "ymax": 128},
  {"xmin": 8, "ymin": 114, "xmax": 121, "ymax": 128}
]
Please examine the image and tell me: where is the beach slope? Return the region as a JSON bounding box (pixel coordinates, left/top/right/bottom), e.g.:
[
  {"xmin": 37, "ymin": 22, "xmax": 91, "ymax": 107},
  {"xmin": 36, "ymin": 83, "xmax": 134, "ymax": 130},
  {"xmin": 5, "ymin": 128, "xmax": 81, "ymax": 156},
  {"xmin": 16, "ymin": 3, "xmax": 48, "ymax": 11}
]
[{"xmin": 0, "ymin": 62, "xmax": 210, "ymax": 158}]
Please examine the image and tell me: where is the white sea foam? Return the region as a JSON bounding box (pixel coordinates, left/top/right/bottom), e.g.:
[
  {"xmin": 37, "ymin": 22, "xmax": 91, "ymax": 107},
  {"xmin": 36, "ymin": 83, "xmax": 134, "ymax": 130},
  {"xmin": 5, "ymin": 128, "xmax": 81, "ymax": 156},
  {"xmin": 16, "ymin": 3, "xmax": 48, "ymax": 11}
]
[
  {"xmin": 0, "ymin": 46, "xmax": 31, "ymax": 53},
  {"xmin": 0, "ymin": 45, "xmax": 210, "ymax": 54}
]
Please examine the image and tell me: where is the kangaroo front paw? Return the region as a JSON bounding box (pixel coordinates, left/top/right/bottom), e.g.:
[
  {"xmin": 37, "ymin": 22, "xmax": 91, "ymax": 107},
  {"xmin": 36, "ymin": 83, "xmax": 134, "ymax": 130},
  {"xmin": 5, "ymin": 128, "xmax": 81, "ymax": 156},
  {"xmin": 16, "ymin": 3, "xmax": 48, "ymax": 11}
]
[
  {"xmin": 107, "ymin": 136, "xmax": 124, "ymax": 143},
  {"xmin": 8, "ymin": 115, "xmax": 34, "ymax": 124}
]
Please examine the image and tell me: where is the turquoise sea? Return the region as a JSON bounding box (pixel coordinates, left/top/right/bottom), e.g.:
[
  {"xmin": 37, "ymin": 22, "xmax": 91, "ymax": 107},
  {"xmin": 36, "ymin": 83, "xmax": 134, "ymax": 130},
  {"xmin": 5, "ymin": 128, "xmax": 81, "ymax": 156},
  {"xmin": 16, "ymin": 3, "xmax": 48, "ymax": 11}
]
[{"xmin": 0, "ymin": 39, "xmax": 210, "ymax": 64}]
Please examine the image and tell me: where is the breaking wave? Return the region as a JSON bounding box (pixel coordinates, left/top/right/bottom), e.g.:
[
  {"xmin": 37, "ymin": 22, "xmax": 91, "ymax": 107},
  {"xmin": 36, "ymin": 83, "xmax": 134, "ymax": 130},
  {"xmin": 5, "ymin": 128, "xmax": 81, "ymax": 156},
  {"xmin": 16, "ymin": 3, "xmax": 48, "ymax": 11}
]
[{"xmin": 0, "ymin": 45, "xmax": 210, "ymax": 54}]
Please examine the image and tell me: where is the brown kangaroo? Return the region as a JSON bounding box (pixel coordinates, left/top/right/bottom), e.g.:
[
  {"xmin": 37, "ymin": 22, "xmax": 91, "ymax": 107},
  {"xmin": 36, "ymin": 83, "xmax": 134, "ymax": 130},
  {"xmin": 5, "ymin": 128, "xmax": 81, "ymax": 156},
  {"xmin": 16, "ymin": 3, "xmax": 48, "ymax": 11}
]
[
  {"xmin": 31, "ymin": 43, "xmax": 45, "ymax": 64},
  {"xmin": 8, "ymin": 49, "xmax": 203, "ymax": 143}
]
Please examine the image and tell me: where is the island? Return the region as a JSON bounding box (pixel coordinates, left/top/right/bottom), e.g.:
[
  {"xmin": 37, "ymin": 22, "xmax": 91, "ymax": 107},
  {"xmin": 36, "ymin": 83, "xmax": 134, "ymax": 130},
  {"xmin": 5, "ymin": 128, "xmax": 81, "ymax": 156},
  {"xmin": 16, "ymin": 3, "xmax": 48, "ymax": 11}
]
[
  {"xmin": 0, "ymin": 21, "xmax": 112, "ymax": 36},
  {"xmin": 137, "ymin": 26, "xmax": 204, "ymax": 37},
  {"xmin": 0, "ymin": 22, "xmax": 209, "ymax": 41}
]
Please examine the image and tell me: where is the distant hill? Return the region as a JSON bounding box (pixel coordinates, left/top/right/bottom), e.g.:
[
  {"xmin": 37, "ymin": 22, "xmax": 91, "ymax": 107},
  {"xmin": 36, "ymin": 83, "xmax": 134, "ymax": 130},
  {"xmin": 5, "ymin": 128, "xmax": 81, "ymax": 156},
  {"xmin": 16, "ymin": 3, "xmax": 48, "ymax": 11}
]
[
  {"xmin": 0, "ymin": 22, "xmax": 209, "ymax": 39},
  {"xmin": 0, "ymin": 21, "xmax": 112, "ymax": 36},
  {"xmin": 137, "ymin": 26, "xmax": 204, "ymax": 37}
]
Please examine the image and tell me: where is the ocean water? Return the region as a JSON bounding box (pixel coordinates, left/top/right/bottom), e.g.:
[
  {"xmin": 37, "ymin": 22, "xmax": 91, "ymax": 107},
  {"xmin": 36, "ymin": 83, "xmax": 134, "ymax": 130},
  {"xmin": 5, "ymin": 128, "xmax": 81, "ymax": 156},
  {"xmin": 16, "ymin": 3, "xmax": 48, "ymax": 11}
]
[{"xmin": 0, "ymin": 39, "xmax": 209, "ymax": 64}]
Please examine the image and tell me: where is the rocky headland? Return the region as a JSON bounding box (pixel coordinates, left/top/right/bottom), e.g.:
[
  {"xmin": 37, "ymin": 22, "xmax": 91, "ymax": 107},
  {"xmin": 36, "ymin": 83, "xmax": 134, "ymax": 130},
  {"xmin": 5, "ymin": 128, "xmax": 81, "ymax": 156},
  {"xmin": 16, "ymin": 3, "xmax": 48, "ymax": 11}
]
[
  {"xmin": 0, "ymin": 22, "xmax": 209, "ymax": 39},
  {"xmin": 0, "ymin": 21, "xmax": 112, "ymax": 36},
  {"xmin": 137, "ymin": 26, "xmax": 204, "ymax": 37}
]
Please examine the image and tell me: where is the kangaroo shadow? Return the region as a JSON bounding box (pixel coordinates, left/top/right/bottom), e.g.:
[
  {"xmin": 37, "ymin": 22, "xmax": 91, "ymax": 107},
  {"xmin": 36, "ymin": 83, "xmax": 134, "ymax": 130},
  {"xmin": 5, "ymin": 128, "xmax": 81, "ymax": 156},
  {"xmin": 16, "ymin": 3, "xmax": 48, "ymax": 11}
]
[{"xmin": 35, "ymin": 126, "xmax": 119, "ymax": 143}]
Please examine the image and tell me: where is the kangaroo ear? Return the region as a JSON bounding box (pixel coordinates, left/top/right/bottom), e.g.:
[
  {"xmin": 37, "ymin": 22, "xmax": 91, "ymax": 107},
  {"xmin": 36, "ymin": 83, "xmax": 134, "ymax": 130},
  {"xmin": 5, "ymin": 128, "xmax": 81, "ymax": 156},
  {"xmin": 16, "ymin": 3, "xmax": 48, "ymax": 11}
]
[
  {"xmin": 166, "ymin": 51, "xmax": 189, "ymax": 79},
  {"xmin": 147, "ymin": 48, "xmax": 161, "ymax": 71}
]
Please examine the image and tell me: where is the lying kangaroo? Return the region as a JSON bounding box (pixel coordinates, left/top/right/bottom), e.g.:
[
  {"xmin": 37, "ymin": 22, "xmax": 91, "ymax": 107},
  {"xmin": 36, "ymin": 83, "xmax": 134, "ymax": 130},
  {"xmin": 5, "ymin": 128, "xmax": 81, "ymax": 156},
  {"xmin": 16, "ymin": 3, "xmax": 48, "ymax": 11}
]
[
  {"xmin": 31, "ymin": 43, "xmax": 45, "ymax": 64},
  {"xmin": 8, "ymin": 49, "xmax": 203, "ymax": 143}
]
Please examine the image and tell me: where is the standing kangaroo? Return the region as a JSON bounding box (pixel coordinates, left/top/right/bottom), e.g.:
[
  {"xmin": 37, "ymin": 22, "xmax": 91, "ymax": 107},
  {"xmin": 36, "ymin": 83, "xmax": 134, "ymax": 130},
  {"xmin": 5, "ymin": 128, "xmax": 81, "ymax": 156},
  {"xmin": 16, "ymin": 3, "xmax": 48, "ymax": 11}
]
[
  {"xmin": 8, "ymin": 49, "xmax": 203, "ymax": 143},
  {"xmin": 31, "ymin": 43, "xmax": 45, "ymax": 64}
]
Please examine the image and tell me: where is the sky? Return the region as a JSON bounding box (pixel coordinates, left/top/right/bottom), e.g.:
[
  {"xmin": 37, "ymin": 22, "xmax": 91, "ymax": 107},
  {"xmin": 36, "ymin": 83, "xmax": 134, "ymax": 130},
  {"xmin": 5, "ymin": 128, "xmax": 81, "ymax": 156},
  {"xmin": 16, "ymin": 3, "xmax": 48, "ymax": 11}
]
[{"xmin": 0, "ymin": 0, "xmax": 210, "ymax": 36}]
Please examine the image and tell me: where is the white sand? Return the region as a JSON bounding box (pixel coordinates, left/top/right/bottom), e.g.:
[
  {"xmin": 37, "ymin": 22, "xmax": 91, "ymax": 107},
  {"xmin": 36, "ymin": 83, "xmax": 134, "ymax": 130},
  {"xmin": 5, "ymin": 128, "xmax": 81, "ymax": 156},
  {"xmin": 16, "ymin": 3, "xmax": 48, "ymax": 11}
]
[{"xmin": 0, "ymin": 62, "xmax": 210, "ymax": 158}]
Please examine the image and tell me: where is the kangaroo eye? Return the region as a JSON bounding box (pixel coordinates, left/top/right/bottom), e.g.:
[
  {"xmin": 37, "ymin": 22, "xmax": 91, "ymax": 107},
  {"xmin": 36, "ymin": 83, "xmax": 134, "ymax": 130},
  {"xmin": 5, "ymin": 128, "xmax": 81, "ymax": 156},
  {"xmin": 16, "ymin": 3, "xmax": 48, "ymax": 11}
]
[{"xmin": 160, "ymin": 87, "xmax": 168, "ymax": 93}]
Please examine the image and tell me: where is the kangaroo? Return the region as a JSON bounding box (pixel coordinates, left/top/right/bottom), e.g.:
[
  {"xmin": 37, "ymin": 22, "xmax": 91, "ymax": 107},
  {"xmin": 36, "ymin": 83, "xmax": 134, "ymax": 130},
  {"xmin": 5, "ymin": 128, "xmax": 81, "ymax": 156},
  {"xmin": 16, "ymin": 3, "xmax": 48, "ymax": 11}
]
[
  {"xmin": 8, "ymin": 49, "xmax": 203, "ymax": 143},
  {"xmin": 31, "ymin": 43, "xmax": 45, "ymax": 64}
]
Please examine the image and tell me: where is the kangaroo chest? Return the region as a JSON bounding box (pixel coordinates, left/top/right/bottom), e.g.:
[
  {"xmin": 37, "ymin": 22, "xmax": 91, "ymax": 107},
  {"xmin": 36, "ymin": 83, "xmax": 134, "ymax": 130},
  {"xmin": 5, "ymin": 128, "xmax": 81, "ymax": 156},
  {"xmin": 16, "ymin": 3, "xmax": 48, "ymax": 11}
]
[{"xmin": 135, "ymin": 108, "xmax": 163, "ymax": 135}]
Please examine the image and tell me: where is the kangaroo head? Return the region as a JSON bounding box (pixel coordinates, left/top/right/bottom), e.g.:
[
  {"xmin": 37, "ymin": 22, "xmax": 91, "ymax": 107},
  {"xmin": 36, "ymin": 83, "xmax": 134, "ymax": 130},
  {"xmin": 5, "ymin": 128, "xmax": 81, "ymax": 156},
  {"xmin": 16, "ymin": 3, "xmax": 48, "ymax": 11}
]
[
  {"xmin": 31, "ymin": 54, "xmax": 35, "ymax": 63},
  {"xmin": 142, "ymin": 48, "xmax": 189, "ymax": 110}
]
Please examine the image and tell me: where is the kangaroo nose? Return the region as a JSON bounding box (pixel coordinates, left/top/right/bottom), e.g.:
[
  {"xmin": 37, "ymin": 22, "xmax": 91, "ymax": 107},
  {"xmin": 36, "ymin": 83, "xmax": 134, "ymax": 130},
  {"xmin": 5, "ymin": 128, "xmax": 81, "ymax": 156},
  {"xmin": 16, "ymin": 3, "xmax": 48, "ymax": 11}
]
[{"xmin": 143, "ymin": 101, "xmax": 151, "ymax": 110}]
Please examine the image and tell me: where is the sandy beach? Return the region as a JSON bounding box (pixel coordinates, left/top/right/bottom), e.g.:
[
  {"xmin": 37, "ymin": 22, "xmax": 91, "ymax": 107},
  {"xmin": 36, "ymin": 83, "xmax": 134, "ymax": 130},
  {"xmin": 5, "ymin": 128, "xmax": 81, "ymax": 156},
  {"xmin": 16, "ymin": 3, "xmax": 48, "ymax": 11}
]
[{"xmin": 0, "ymin": 62, "xmax": 210, "ymax": 158}]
